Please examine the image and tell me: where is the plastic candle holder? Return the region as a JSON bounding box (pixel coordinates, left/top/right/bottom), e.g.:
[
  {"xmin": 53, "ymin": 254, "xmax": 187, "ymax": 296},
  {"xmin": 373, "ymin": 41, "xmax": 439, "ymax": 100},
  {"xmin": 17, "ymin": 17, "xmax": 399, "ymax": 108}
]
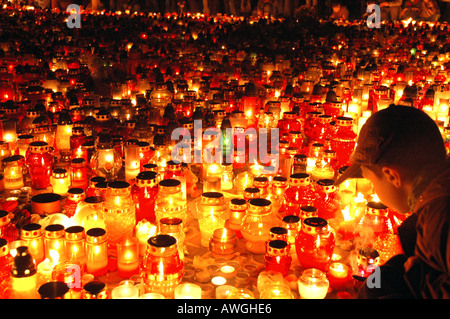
[
  {"xmin": 327, "ymin": 262, "xmax": 350, "ymax": 291},
  {"xmin": 116, "ymin": 236, "xmax": 140, "ymax": 278},
  {"xmin": 85, "ymin": 228, "xmax": 108, "ymax": 277}
]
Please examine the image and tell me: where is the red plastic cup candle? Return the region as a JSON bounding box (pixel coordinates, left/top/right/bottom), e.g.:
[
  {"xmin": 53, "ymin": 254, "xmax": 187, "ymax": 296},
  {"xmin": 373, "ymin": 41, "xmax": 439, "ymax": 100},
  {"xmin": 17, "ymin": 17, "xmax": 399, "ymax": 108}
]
[{"xmin": 327, "ymin": 262, "xmax": 350, "ymax": 291}]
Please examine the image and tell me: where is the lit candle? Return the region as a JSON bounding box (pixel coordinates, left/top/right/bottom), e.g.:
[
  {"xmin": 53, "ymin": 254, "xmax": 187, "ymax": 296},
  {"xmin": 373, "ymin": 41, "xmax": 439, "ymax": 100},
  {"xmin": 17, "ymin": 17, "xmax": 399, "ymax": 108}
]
[
  {"xmin": 174, "ymin": 283, "xmax": 202, "ymax": 299},
  {"xmin": 85, "ymin": 228, "xmax": 108, "ymax": 277},
  {"xmin": 135, "ymin": 220, "xmax": 157, "ymax": 257},
  {"xmin": 64, "ymin": 225, "xmax": 86, "ymax": 268},
  {"xmin": 116, "ymin": 236, "xmax": 139, "ymax": 278},
  {"xmin": 198, "ymin": 209, "xmax": 225, "ymax": 247},
  {"xmin": 3, "ymin": 155, "xmax": 24, "ymax": 190},
  {"xmin": 327, "ymin": 262, "xmax": 350, "ymax": 291},
  {"xmin": 209, "ymin": 228, "xmax": 238, "ymax": 257},
  {"xmin": 44, "ymin": 224, "xmax": 66, "ymax": 262},
  {"xmin": 125, "ymin": 143, "xmax": 141, "ymax": 181},
  {"xmin": 20, "ymin": 223, "xmax": 45, "ymax": 265},
  {"xmin": 215, "ymin": 285, "xmax": 237, "ymax": 299},
  {"xmin": 298, "ymin": 268, "xmax": 329, "ymax": 299},
  {"xmin": 111, "ymin": 283, "xmax": 139, "ymax": 299},
  {"xmin": 51, "ymin": 168, "xmax": 71, "ymax": 196}
]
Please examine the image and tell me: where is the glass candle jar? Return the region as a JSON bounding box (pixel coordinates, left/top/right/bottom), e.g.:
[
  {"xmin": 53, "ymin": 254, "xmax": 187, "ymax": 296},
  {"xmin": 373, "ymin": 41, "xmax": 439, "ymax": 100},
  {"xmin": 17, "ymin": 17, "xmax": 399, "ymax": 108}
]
[
  {"xmin": 329, "ymin": 116, "xmax": 357, "ymax": 169},
  {"xmin": 295, "ymin": 217, "xmax": 336, "ymax": 272},
  {"xmin": 3, "ymin": 155, "xmax": 25, "ymax": 189},
  {"xmin": 26, "ymin": 141, "xmax": 54, "ymax": 190},
  {"xmin": 132, "ymin": 171, "xmax": 158, "ymax": 222},
  {"xmin": 70, "ymin": 126, "xmax": 88, "ymax": 160},
  {"xmin": 86, "ymin": 176, "xmax": 107, "ymax": 198},
  {"xmin": 209, "ymin": 227, "xmax": 238, "ymax": 258},
  {"xmin": 74, "ymin": 196, "xmax": 106, "ymax": 232},
  {"xmin": 228, "ymin": 198, "xmax": 247, "ymax": 237},
  {"xmin": 0, "ymin": 238, "xmax": 13, "ymax": 284},
  {"xmin": 241, "ymin": 198, "xmax": 279, "ymax": 254},
  {"xmin": 70, "ymin": 158, "xmax": 88, "ymax": 190},
  {"xmin": 64, "ymin": 188, "xmax": 86, "ymax": 218},
  {"xmin": 20, "ymin": 223, "xmax": 45, "ymax": 265},
  {"xmin": 44, "ymin": 224, "xmax": 66, "ymax": 262},
  {"xmin": 154, "ymin": 179, "xmax": 187, "ymax": 229},
  {"xmin": 298, "ymin": 268, "xmax": 329, "ymax": 299},
  {"xmin": 5, "ymin": 246, "xmax": 39, "ymax": 299},
  {"xmin": 64, "ymin": 225, "xmax": 86, "ymax": 268},
  {"xmin": 82, "ymin": 280, "xmax": 108, "ymax": 299},
  {"xmin": 55, "ymin": 111, "xmax": 73, "ymax": 154},
  {"xmin": 159, "ymin": 217, "xmax": 186, "ymax": 261},
  {"xmin": 284, "ymin": 173, "xmax": 317, "ymax": 217},
  {"xmin": 124, "ymin": 143, "xmax": 141, "ymax": 181},
  {"xmin": 221, "ymin": 163, "xmax": 234, "ymax": 191},
  {"xmin": 264, "ymin": 240, "xmax": 292, "ymax": 277},
  {"xmin": 198, "ymin": 212, "xmax": 225, "ymax": 248},
  {"xmin": 17, "ymin": 134, "xmax": 34, "ymax": 157},
  {"xmin": 90, "ymin": 135, "xmax": 122, "ymax": 181},
  {"xmin": 358, "ymin": 201, "xmax": 394, "ymax": 238},
  {"xmin": 314, "ymin": 179, "xmax": 340, "ymax": 220},
  {"xmin": 51, "ymin": 168, "xmax": 71, "ymax": 196},
  {"xmin": 282, "ymin": 214, "xmax": 302, "ymax": 254},
  {"xmin": 85, "ymin": 227, "xmax": 108, "ymax": 277},
  {"xmin": 140, "ymin": 234, "xmax": 184, "ymax": 299},
  {"xmin": 196, "ymin": 191, "xmax": 229, "ymax": 220},
  {"xmin": 103, "ymin": 181, "xmax": 136, "ymax": 247},
  {"xmin": 116, "ymin": 236, "xmax": 140, "ymax": 278}
]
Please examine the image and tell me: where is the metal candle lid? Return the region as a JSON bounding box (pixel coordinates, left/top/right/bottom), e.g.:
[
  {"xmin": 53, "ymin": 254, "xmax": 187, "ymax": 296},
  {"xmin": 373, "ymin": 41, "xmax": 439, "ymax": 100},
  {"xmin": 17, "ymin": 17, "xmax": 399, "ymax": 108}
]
[{"xmin": 11, "ymin": 246, "xmax": 36, "ymax": 278}]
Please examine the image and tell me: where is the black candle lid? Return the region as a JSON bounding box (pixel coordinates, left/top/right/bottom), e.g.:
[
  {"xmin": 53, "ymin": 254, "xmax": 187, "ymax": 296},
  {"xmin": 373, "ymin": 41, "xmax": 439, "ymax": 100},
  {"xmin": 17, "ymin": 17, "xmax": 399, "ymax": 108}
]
[
  {"xmin": 11, "ymin": 246, "xmax": 36, "ymax": 278},
  {"xmin": 148, "ymin": 234, "xmax": 177, "ymax": 248},
  {"xmin": 38, "ymin": 281, "xmax": 70, "ymax": 299}
]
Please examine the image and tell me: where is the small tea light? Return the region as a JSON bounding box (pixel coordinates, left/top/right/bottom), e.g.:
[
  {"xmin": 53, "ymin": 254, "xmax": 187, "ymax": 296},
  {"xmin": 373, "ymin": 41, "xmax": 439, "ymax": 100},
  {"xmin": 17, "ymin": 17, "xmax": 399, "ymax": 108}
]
[
  {"xmin": 139, "ymin": 292, "xmax": 165, "ymax": 299},
  {"xmin": 174, "ymin": 283, "xmax": 202, "ymax": 299},
  {"xmin": 298, "ymin": 268, "xmax": 329, "ymax": 299},
  {"xmin": 211, "ymin": 276, "xmax": 227, "ymax": 287},
  {"xmin": 220, "ymin": 265, "xmax": 237, "ymax": 278},
  {"xmin": 111, "ymin": 284, "xmax": 139, "ymax": 299},
  {"xmin": 215, "ymin": 285, "xmax": 238, "ymax": 299}
]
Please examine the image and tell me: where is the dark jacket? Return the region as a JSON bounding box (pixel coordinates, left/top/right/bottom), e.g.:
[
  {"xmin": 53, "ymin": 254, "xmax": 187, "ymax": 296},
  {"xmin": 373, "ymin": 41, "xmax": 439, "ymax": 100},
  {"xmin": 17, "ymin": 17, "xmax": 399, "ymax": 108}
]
[{"xmin": 404, "ymin": 159, "xmax": 450, "ymax": 298}]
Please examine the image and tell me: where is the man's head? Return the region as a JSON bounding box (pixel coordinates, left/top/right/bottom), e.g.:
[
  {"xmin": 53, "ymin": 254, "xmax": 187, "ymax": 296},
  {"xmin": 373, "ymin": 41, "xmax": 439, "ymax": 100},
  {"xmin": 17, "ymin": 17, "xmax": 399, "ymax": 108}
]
[
  {"xmin": 335, "ymin": 104, "xmax": 446, "ymax": 213},
  {"xmin": 331, "ymin": 0, "xmax": 342, "ymax": 12}
]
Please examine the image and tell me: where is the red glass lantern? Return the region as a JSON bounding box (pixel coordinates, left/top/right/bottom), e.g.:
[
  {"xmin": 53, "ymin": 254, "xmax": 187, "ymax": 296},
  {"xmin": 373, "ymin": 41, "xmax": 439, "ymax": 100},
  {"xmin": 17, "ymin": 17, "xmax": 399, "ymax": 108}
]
[
  {"xmin": 26, "ymin": 141, "xmax": 54, "ymax": 190},
  {"xmin": 329, "ymin": 116, "xmax": 357, "ymax": 169},
  {"xmin": 314, "ymin": 179, "xmax": 340, "ymax": 220},
  {"xmin": 0, "ymin": 238, "xmax": 13, "ymax": 285},
  {"xmin": 264, "ymin": 240, "xmax": 292, "ymax": 277},
  {"xmin": 70, "ymin": 158, "xmax": 88, "ymax": 190},
  {"xmin": 277, "ymin": 112, "xmax": 301, "ymax": 140},
  {"xmin": 284, "ymin": 173, "xmax": 317, "ymax": 217},
  {"xmin": 295, "ymin": 217, "xmax": 335, "ymax": 272},
  {"xmin": 140, "ymin": 234, "xmax": 184, "ymax": 298},
  {"xmin": 64, "ymin": 188, "xmax": 86, "ymax": 218},
  {"xmin": 358, "ymin": 201, "xmax": 394, "ymax": 238},
  {"xmin": 131, "ymin": 171, "xmax": 158, "ymax": 222}
]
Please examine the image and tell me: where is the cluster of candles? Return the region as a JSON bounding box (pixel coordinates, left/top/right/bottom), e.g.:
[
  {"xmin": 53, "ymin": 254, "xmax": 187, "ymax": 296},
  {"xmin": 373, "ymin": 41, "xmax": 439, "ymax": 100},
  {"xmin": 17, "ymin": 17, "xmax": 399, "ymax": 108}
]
[{"xmin": 0, "ymin": 5, "xmax": 448, "ymax": 299}]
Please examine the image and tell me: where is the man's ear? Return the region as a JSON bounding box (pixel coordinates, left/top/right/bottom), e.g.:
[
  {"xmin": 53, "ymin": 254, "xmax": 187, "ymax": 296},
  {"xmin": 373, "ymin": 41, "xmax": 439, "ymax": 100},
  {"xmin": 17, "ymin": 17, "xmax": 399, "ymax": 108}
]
[{"xmin": 381, "ymin": 166, "xmax": 403, "ymax": 188}]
